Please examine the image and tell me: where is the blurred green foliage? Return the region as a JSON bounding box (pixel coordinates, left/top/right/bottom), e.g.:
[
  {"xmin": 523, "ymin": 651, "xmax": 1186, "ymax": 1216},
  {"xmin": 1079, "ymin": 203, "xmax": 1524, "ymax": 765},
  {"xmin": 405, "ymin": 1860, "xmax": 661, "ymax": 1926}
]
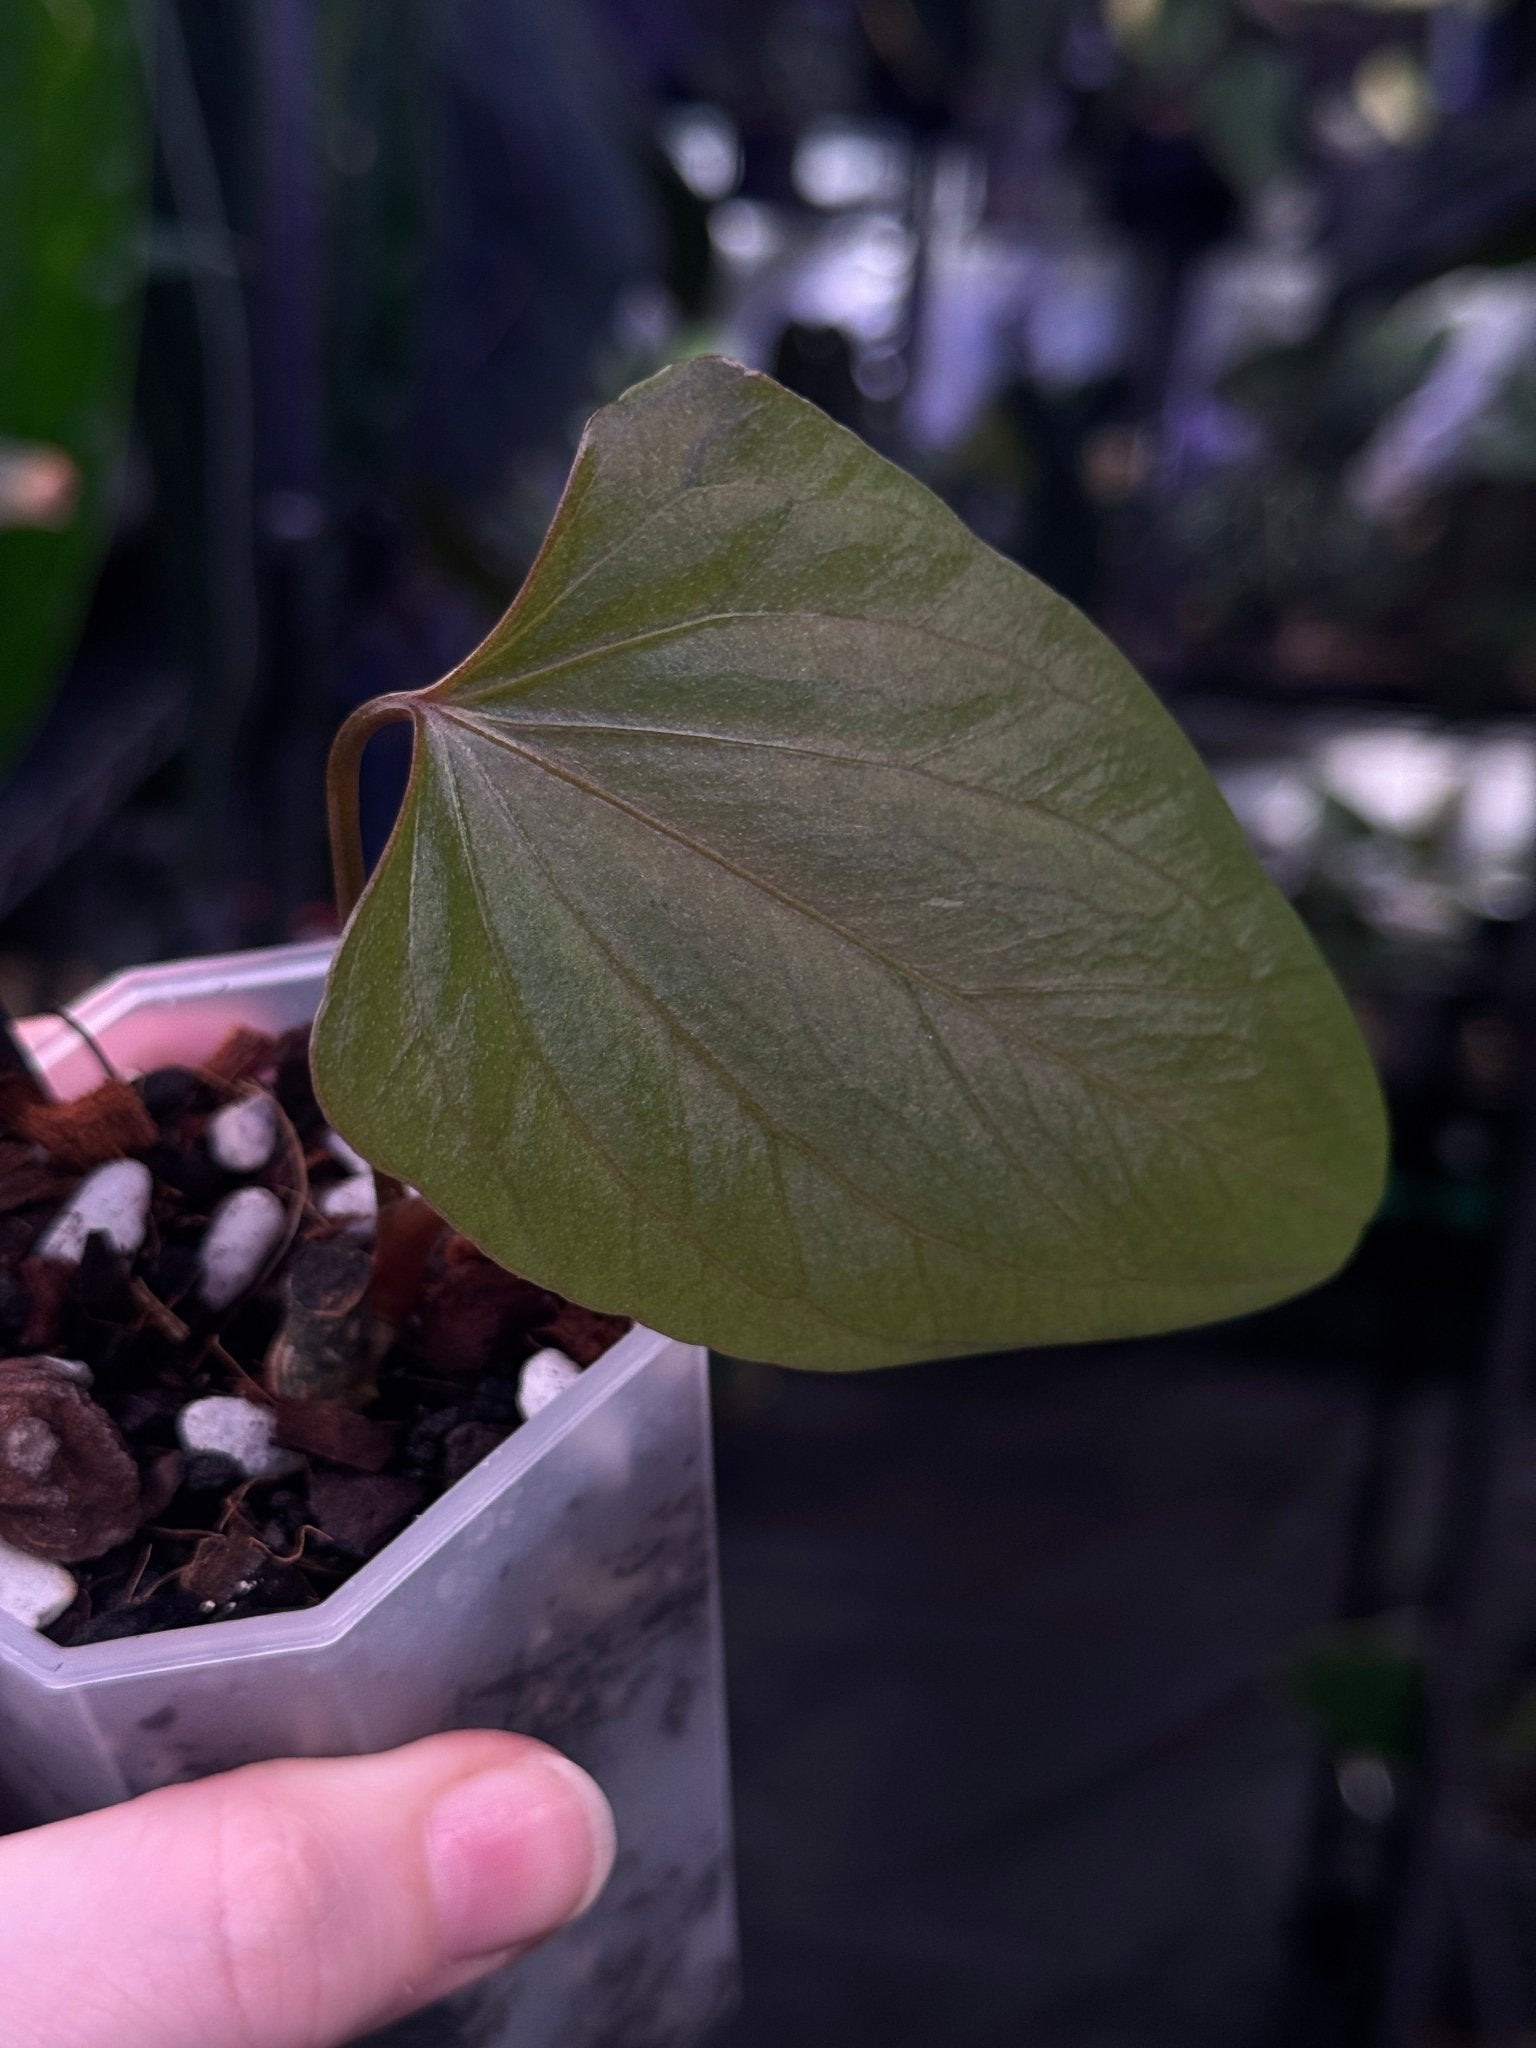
[
  {"xmin": 319, "ymin": 0, "xmax": 437, "ymax": 491},
  {"xmin": 0, "ymin": 0, "xmax": 148, "ymax": 771},
  {"xmin": 1111, "ymin": 0, "xmax": 1302, "ymax": 194},
  {"xmin": 1195, "ymin": 38, "xmax": 1302, "ymax": 197},
  {"xmin": 1292, "ymin": 1620, "xmax": 1427, "ymax": 1766},
  {"xmin": 1167, "ymin": 270, "xmax": 1536, "ymax": 702}
]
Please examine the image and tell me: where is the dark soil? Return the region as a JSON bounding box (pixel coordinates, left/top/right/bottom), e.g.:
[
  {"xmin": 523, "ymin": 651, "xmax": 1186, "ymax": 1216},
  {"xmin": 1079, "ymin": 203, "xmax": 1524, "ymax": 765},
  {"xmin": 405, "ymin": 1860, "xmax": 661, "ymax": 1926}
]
[{"xmin": 0, "ymin": 1026, "xmax": 628, "ymax": 1644}]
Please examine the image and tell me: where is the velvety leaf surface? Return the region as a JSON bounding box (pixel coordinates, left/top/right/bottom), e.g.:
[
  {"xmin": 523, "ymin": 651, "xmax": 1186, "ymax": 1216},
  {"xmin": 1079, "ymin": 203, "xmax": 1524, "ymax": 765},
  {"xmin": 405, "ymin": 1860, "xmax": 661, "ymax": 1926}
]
[{"xmin": 313, "ymin": 357, "xmax": 1387, "ymax": 1369}]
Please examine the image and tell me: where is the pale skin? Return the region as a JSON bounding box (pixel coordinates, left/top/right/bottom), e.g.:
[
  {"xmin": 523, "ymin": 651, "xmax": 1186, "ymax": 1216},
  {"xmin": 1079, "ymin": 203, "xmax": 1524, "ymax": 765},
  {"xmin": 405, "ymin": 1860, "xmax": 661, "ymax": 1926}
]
[{"xmin": 0, "ymin": 1731, "xmax": 616, "ymax": 2048}]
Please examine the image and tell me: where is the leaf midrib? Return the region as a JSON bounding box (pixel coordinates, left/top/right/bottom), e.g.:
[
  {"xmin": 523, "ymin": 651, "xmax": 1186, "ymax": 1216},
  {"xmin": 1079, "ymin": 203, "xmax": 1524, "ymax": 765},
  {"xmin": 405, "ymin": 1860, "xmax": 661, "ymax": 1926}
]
[
  {"xmin": 484, "ymin": 710, "xmax": 1293, "ymax": 975},
  {"xmin": 442, "ymin": 603, "xmax": 1104, "ymax": 717}
]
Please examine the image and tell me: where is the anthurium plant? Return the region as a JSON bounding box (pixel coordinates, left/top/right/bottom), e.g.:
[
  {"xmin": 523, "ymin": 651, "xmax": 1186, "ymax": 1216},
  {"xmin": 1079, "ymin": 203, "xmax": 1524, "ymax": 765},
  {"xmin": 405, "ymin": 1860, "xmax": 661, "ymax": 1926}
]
[{"xmin": 315, "ymin": 355, "xmax": 1386, "ymax": 1374}]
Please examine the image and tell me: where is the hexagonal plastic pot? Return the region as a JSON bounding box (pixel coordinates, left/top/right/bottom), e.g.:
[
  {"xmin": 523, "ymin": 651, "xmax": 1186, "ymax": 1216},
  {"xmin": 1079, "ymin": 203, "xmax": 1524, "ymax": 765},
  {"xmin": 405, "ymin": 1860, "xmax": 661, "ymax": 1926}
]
[{"xmin": 0, "ymin": 941, "xmax": 738, "ymax": 2048}]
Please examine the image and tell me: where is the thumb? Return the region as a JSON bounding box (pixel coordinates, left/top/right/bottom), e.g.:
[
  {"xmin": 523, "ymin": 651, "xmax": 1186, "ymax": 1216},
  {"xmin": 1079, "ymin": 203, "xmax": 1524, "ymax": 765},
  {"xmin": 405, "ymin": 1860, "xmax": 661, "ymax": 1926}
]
[{"xmin": 0, "ymin": 1730, "xmax": 616, "ymax": 2048}]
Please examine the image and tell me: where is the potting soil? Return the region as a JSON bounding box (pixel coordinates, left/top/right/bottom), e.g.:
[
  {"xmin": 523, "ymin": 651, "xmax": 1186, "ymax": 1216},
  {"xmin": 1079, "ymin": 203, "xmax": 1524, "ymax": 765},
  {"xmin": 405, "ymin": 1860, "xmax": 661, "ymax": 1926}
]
[{"xmin": 0, "ymin": 1026, "xmax": 628, "ymax": 1643}]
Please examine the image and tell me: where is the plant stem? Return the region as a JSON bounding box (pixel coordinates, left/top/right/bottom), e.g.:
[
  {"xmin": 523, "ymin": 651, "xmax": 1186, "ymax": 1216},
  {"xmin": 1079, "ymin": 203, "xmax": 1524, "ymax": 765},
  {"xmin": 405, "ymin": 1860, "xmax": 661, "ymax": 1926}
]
[{"xmin": 325, "ymin": 695, "xmax": 418, "ymax": 924}]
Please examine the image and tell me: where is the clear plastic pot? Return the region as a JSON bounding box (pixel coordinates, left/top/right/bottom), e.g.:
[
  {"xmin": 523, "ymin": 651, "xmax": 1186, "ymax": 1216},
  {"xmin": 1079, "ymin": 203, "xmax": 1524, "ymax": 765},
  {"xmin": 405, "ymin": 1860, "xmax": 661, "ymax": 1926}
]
[{"xmin": 0, "ymin": 942, "xmax": 738, "ymax": 2048}]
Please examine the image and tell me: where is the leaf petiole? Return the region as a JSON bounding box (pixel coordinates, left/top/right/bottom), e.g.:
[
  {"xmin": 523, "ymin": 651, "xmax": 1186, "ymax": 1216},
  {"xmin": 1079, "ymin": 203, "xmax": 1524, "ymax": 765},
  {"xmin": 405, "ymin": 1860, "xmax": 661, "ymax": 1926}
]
[{"xmin": 326, "ymin": 693, "xmax": 419, "ymax": 925}]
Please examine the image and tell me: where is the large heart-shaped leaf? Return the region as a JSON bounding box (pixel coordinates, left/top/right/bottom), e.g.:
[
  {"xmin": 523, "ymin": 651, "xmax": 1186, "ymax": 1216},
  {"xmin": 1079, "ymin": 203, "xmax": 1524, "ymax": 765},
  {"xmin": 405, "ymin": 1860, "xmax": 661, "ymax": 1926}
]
[{"xmin": 313, "ymin": 356, "xmax": 1386, "ymax": 1370}]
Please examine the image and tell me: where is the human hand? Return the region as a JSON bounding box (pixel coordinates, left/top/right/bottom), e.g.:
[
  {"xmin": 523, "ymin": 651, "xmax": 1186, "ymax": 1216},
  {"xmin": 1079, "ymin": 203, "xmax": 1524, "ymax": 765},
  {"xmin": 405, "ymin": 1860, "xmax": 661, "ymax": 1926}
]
[{"xmin": 0, "ymin": 1729, "xmax": 616, "ymax": 2048}]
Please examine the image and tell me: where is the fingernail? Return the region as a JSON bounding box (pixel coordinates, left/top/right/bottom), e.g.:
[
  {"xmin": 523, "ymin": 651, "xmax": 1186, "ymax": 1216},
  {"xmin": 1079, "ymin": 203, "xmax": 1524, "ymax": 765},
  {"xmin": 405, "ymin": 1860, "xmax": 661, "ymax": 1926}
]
[{"xmin": 426, "ymin": 1753, "xmax": 616, "ymax": 1962}]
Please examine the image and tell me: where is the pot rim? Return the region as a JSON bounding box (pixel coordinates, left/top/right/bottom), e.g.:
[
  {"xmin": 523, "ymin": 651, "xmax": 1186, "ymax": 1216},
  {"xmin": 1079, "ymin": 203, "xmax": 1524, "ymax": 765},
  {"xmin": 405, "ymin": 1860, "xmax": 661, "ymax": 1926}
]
[{"xmin": 0, "ymin": 942, "xmax": 679, "ymax": 1688}]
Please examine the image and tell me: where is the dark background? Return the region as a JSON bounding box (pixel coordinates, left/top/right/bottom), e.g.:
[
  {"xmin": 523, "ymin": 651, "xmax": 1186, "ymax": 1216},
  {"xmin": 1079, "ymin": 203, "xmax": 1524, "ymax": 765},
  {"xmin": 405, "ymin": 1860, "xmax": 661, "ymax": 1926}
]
[{"xmin": 6, "ymin": 3, "xmax": 1536, "ymax": 2042}]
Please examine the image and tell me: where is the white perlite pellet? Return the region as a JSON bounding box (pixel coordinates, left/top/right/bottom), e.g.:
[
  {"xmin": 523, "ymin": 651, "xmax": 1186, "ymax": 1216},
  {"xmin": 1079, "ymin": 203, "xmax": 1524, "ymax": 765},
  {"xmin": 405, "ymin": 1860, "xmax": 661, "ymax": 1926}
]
[
  {"xmin": 32, "ymin": 1356, "xmax": 91, "ymax": 1385},
  {"xmin": 197, "ymin": 1185, "xmax": 287, "ymax": 1310},
  {"xmin": 35, "ymin": 1159, "xmax": 153, "ymax": 1267},
  {"xmin": 517, "ymin": 1347, "xmax": 581, "ymax": 1421},
  {"xmin": 0, "ymin": 1536, "xmax": 77, "ymax": 1631},
  {"xmin": 319, "ymin": 1174, "xmax": 376, "ymax": 1223},
  {"xmin": 207, "ymin": 1093, "xmax": 278, "ymax": 1174},
  {"xmin": 176, "ymin": 1395, "xmax": 301, "ymax": 1481}
]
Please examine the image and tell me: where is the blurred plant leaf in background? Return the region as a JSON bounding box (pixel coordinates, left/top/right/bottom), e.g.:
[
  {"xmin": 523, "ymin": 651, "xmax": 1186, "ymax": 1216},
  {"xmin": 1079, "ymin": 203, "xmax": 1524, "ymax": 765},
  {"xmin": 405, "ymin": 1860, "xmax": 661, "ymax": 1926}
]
[
  {"xmin": 971, "ymin": 0, "xmax": 1079, "ymax": 87},
  {"xmin": 320, "ymin": 0, "xmax": 438, "ymax": 490},
  {"xmin": 0, "ymin": 0, "xmax": 148, "ymax": 771},
  {"xmin": 1347, "ymin": 268, "xmax": 1536, "ymax": 504},
  {"xmin": 1111, "ymin": 0, "xmax": 1230, "ymax": 77}
]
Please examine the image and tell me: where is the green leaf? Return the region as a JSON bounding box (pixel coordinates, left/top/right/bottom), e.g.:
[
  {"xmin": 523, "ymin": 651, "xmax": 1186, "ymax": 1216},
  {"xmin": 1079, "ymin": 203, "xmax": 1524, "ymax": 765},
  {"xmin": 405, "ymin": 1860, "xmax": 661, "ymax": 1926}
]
[
  {"xmin": 1196, "ymin": 43, "xmax": 1300, "ymax": 199},
  {"xmin": 0, "ymin": 0, "xmax": 148, "ymax": 770},
  {"xmin": 313, "ymin": 357, "xmax": 1387, "ymax": 1370}
]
